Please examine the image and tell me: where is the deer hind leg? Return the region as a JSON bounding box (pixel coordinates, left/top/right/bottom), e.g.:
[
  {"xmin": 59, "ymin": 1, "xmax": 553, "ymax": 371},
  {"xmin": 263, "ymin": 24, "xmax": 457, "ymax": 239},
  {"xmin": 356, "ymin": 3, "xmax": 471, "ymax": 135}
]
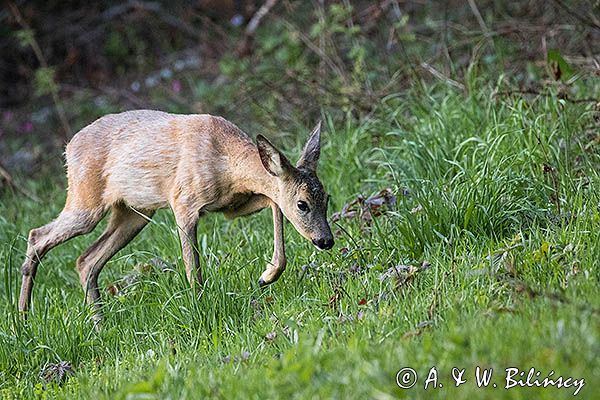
[
  {"xmin": 76, "ymin": 204, "xmax": 153, "ymax": 324},
  {"xmin": 171, "ymin": 203, "xmax": 202, "ymax": 290},
  {"xmin": 19, "ymin": 207, "xmax": 105, "ymax": 316}
]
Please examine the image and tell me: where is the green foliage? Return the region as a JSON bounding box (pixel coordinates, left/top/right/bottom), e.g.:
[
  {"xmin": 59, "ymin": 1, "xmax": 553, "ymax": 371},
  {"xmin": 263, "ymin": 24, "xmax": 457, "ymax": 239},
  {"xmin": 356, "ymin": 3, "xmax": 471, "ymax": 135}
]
[
  {"xmin": 14, "ymin": 29, "xmax": 35, "ymax": 48},
  {"xmin": 207, "ymin": 2, "xmax": 416, "ymax": 127},
  {"xmin": 117, "ymin": 360, "xmax": 166, "ymax": 399},
  {"xmin": 0, "ymin": 76, "xmax": 599, "ymax": 398},
  {"xmin": 104, "ymin": 31, "xmax": 129, "ymax": 64},
  {"xmin": 33, "ymin": 67, "xmax": 58, "ymax": 97},
  {"xmin": 547, "ymin": 49, "xmax": 574, "ymax": 81}
]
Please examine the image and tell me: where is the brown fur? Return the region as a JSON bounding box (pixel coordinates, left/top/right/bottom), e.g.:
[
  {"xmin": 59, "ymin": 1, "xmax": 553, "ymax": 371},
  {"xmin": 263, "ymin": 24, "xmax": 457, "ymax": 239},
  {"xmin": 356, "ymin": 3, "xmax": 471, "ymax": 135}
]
[{"xmin": 18, "ymin": 110, "xmax": 333, "ymax": 324}]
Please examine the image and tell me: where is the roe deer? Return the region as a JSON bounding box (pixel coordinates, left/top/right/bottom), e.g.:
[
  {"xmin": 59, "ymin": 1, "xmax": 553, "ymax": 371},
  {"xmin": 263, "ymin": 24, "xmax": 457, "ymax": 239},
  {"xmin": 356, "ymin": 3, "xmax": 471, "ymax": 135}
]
[{"xmin": 19, "ymin": 110, "xmax": 333, "ymax": 322}]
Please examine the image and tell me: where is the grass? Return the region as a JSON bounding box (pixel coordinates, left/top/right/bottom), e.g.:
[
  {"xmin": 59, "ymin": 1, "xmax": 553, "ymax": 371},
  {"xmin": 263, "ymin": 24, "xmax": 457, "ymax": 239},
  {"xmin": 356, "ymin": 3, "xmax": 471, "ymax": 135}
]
[{"xmin": 1, "ymin": 78, "xmax": 599, "ymax": 399}]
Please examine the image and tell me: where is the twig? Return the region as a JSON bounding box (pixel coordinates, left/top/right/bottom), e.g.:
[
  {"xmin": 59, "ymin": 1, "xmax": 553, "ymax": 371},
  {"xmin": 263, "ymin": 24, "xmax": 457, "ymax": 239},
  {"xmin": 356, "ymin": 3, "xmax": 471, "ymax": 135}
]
[
  {"xmin": 96, "ymin": 86, "xmax": 149, "ymax": 109},
  {"xmin": 0, "ymin": 162, "xmax": 39, "ymax": 202},
  {"xmin": 212, "ymin": 0, "xmax": 278, "ymax": 86},
  {"xmin": 551, "ymin": 0, "xmax": 600, "ymax": 31},
  {"xmin": 353, "ymin": 0, "xmax": 391, "ymax": 32},
  {"xmin": 61, "ymin": 83, "xmax": 150, "ymax": 109},
  {"xmin": 467, "ymin": 0, "xmax": 488, "ymax": 35},
  {"xmin": 495, "ymin": 89, "xmax": 599, "ymax": 104},
  {"xmin": 390, "ymin": 0, "xmax": 425, "ymax": 93},
  {"xmin": 236, "ymin": 0, "xmax": 278, "ymax": 57},
  {"xmin": 278, "ymin": 18, "xmax": 349, "ymax": 83},
  {"xmin": 467, "ymin": 0, "xmax": 496, "ymax": 55},
  {"xmin": 441, "ymin": 0, "xmax": 453, "ymax": 71},
  {"xmin": 498, "ymin": 274, "xmax": 600, "ymax": 317},
  {"xmin": 7, "ymin": 2, "xmax": 73, "ymax": 140},
  {"xmin": 420, "ymin": 62, "xmax": 465, "ymax": 90}
]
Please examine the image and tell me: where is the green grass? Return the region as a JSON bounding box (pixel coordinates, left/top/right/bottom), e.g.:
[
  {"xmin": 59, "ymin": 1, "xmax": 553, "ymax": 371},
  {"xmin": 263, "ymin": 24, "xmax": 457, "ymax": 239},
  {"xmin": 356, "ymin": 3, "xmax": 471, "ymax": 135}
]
[{"xmin": 1, "ymin": 79, "xmax": 599, "ymax": 399}]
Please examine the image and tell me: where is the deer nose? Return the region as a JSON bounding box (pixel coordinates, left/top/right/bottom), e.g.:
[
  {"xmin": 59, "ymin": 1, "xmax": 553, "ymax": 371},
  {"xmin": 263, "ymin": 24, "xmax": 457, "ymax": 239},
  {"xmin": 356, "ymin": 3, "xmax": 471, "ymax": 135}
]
[{"xmin": 313, "ymin": 237, "xmax": 334, "ymax": 250}]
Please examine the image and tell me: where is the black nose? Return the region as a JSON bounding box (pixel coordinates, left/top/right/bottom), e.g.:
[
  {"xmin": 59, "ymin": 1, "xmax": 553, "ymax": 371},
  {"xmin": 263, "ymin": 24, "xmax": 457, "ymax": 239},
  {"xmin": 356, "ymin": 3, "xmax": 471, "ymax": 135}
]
[{"xmin": 312, "ymin": 237, "xmax": 334, "ymax": 250}]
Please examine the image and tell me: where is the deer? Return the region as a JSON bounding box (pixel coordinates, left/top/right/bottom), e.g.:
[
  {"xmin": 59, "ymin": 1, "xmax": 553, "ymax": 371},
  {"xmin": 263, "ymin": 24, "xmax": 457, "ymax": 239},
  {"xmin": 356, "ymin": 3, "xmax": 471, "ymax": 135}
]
[{"xmin": 18, "ymin": 110, "xmax": 334, "ymax": 323}]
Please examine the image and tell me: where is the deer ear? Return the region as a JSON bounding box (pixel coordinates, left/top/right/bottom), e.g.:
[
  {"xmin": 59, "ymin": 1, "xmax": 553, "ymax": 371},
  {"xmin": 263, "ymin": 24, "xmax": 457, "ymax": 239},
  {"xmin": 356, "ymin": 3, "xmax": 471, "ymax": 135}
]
[
  {"xmin": 257, "ymin": 135, "xmax": 292, "ymax": 177},
  {"xmin": 296, "ymin": 121, "xmax": 321, "ymax": 172}
]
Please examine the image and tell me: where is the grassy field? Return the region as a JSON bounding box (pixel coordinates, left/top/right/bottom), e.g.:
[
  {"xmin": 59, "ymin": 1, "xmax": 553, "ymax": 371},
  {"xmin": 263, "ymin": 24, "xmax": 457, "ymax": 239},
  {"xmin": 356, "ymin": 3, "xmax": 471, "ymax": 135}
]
[{"xmin": 1, "ymin": 79, "xmax": 599, "ymax": 399}]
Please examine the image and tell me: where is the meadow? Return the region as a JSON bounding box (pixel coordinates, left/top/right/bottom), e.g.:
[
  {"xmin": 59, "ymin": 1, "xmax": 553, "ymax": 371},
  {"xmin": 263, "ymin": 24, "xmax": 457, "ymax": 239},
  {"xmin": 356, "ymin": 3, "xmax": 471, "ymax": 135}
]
[{"xmin": 1, "ymin": 76, "xmax": 599, "ymax": 399}]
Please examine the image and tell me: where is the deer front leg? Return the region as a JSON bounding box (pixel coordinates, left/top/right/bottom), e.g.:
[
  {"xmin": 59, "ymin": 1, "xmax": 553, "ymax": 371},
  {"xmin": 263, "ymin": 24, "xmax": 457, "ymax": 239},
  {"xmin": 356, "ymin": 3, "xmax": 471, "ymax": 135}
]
[
  {"xmin": 173, "ymin": 205, "xmax": 202, "ymax": 290},
  {"xmin": 258, "ymin": 202, "xmax": 286, "ymax": 286}
]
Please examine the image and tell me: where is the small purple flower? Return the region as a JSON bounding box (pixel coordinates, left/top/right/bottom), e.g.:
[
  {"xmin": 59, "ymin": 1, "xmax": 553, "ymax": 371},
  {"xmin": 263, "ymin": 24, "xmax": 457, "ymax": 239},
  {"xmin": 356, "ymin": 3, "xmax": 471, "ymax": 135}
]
[
  {"xmin": 20, "ymin": 121, "xmax": 34, "ymax": 133},
  {"xmin": 171, "ymin": 80, "xmax": 182, "ymax": 94}
]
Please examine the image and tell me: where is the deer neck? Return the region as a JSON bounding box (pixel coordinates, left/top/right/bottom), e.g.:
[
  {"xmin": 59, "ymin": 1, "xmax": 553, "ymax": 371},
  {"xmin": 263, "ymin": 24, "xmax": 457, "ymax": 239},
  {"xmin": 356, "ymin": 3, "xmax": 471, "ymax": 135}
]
[{"xmin": 234, "ymin": 146, "xmax": 280, "ymax": 202}]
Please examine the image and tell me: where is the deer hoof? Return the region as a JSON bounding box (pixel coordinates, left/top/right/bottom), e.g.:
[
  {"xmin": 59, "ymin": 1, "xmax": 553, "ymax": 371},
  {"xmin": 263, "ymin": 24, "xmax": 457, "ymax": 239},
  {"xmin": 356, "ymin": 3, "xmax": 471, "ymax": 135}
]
[
  {"xmin": 258, "ymin": 274, "xmax": 278, "ymax": 287},
  {"xmin": 258, "ymin": 275, "xmax": 277, "ymax": 287}
]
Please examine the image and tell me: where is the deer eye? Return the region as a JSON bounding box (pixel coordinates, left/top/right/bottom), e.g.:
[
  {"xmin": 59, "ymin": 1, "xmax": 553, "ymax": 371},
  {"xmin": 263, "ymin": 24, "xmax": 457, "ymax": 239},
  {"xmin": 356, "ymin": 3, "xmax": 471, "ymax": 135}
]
[{"xmin": 297, "ymin": 200, "xmax": 309, "ymax": 212}]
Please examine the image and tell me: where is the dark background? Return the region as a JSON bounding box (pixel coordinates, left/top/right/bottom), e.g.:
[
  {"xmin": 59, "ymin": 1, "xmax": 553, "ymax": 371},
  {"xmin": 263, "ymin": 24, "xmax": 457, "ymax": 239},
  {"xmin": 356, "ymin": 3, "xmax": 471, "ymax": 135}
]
[{"xmin": 1, "ymin": 0, "xmax": 598, "ymax": 179}]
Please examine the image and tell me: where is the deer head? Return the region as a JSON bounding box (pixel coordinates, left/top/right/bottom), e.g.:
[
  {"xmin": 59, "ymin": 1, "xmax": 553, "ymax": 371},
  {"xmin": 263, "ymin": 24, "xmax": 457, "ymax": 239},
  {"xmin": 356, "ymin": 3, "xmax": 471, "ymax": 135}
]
[{"xmin": 257, "ymin": 122, "xmax": 334, "ymax": 250}]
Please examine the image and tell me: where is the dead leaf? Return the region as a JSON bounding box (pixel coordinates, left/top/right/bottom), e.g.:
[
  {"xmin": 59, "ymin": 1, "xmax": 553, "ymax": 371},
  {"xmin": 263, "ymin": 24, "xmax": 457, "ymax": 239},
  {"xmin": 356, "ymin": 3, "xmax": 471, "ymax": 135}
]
[
  {"xmin": 379, "ymin": 264, "xmax": 420, "ymax": 290},
  {"xmin": 410, "ymin": 204, "xmax": 423, "ymax": 214},
  {"xmin": 149, "ymin": 257, "xmax": 171, "ymax": 272},
  {"xmin": 106, "ymin": 284, "xmax": 119, "ymax": 296},
  {"xmin": 331, "ymin": 188, "xmax": 398, "ymax": 224},
  {"xmin": 365, "ymin": 188, "xmax": 396, "ymax": 211},
  {"xmin": 338, "ymin": 313, "xmax": 354, "ymax": 323},
  {"xmin": 328, "ymin": 289, "xmax": 343, "ymax": 308},
  {"xmin": 40, "ymin": 361, "xmax": 74, "ymax": 385},
  {"xmin": 402, "ymin": 320, "xmax": 433, "ymax": 339},
  {"xmin": 349, "ymin": 262, "xmax": 363, "ymax": 275}
]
